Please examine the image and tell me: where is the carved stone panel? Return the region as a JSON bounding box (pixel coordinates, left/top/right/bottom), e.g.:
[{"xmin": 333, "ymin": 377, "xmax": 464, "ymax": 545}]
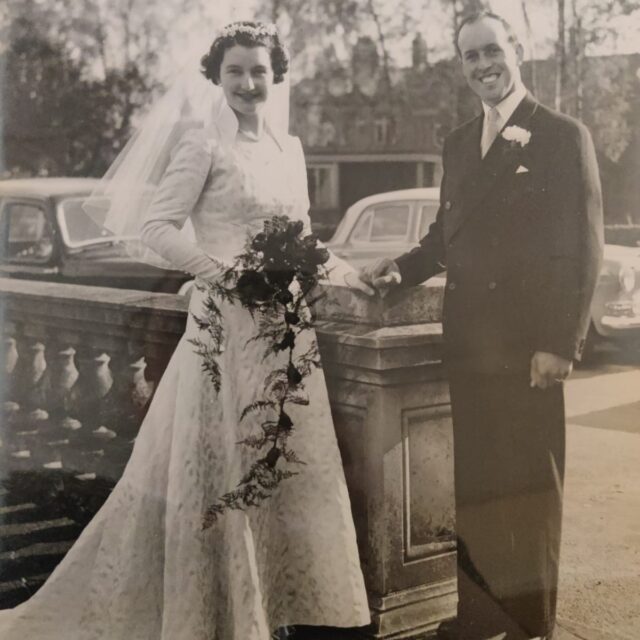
[{"xmin": 402, "ymin": 404, "xmax": 456, "ymax": 562}]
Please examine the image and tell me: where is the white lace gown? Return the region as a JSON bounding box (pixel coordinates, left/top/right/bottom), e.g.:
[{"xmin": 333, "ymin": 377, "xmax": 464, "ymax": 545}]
[{"xmin": 0, "ymin": 117, "xmax": 370, "ymax": 639}]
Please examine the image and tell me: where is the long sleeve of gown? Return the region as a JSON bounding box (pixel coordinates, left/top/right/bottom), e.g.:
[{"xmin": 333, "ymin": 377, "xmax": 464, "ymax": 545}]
[
  {"xmin": 290, "ymin": 137, "xmax": 356, "ymax": 285},
  {"xmin": 140, "ymin": 129, "xmax": 222, "ymax": 280}
]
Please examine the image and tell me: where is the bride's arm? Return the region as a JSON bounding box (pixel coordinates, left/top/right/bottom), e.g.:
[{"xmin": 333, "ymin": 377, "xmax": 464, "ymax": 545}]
[
  {"xmin": 140, "ymin": 129, "xmax": 222, "ymax": 280},
  {"xmin": 291, "ymin": 138, "xmax": 373, "ymax": 293}
]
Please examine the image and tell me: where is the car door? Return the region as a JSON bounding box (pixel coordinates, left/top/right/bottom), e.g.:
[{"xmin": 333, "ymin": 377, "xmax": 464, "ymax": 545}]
[
  {"xmin": 0, "ymin": 199, "xmax": 60, "ymax": 280},
  {"xmin": 337, "ymin": 200, "xmax": 416, "ymax": 268},
  {"xmin": 415, "ymin": 198, "xmax": 447, "ymax": 283},
  {"xmin": 416, "ymin": 199, "xmax": 440, "ymax": 242}
]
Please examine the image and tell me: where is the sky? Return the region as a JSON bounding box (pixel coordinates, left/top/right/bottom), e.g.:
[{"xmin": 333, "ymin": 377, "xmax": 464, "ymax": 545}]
[{"xmin": 489, "ymin": 0, "xmax": 640, "ymax": 57}]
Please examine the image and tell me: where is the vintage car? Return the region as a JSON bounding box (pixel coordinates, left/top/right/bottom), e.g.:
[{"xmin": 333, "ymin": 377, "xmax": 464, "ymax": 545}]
[
  {"xmin": 0, "ymin": 178, "xmax": 191, "ymax": 293},
  {"xmin": 326, "ymin": 188, "xmax": 640, "ymax": 357}
]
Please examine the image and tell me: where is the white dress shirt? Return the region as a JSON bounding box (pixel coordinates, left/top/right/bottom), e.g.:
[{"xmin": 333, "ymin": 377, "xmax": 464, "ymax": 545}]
[{"xmin": 481, "ymin": 83, "xmax": 527, "ymax": 157}]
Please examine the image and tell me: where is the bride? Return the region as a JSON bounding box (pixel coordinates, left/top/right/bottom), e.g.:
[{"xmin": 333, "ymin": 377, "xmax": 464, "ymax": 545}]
[{"xmin": 0, "ymin": 21, "xmax": 372, "ymax": 640}]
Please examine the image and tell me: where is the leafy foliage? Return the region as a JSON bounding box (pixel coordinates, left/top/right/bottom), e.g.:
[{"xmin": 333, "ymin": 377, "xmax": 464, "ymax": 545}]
[
  {"xmin": 1, "ymin": 14, "xmax": 153, "ymax": 177},
  {"xmin": 194, "ymin": 216, "xmax": 329, "ymax": 530}
]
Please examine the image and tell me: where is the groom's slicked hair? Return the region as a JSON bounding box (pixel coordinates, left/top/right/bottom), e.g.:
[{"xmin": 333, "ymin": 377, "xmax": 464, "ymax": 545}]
[{"xmin": 455, "ymin": 10, "xmax": 521, "ymax": 57}]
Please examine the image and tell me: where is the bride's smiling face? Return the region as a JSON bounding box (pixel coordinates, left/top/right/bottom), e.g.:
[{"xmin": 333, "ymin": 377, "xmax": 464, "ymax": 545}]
[{"xmin": 220, "ymin": 45, "xmax": 274, "ymax": 118}]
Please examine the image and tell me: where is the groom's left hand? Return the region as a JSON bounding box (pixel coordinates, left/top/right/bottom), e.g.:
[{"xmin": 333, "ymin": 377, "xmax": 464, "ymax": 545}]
[{"xmin": 530, "ymin": 351, "xmax": 573, "ymax": 390}]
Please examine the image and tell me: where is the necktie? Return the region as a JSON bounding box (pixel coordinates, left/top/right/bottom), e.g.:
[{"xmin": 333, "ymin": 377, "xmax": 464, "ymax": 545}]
[{"xmin": 482, "ymin": 107, "xmax": 501, "ymax": 158}]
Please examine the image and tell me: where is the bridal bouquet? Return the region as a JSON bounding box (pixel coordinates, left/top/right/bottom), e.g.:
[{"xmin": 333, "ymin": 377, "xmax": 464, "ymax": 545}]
[{"xmin": 189, "ymin": 216, "xmax": 330, "ymax": 529}]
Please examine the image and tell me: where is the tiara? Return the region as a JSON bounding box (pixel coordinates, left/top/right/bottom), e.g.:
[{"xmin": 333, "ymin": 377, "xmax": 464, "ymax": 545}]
[{"xmin": 220, "ymin": 23, "xmax": 279, "ymax": 39}]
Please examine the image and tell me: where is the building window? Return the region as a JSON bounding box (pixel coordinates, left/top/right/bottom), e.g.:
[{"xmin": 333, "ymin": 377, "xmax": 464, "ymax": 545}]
[
  {"xmin": 419, "ymin": 162, "xmax": 435, "ymax": 187},
  {"xmin": 374, "ymin": 117, "xmax": 395, "ymax": 145},
  {"xmin": 307, "ymin": 164, "xmax": 337, "ymax": 209},
  {"xmin": 374, "ymin": 118, "xmax": 389, "ymax": 145}
]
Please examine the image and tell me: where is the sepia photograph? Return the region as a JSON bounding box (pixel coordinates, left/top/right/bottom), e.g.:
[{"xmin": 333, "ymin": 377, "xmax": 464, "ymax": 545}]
[{"xmin": 0, "ymin": 1, "xmax": 639, "ymax": 639}]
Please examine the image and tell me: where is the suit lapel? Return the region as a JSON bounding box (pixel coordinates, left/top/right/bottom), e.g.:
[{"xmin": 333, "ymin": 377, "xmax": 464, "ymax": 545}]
[
  {"xmin": 443, "ymin": 116, "xmax": 482, "ymax": 245},
  {"xmin": 444, "ymin": 94, "xmax": 539, "ymax": 245}
]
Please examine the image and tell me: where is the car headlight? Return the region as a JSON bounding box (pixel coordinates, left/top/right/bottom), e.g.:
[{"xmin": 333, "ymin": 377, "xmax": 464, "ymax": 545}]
[{"xmin": 619, "ymin": 266, "xmax": 636, "ymax": 293}]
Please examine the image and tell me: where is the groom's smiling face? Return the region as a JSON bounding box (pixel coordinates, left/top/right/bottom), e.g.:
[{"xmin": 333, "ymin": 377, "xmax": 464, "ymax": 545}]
[{"xmin": 458, "ymin": 16, "xmax": 524, "ymax": 107}]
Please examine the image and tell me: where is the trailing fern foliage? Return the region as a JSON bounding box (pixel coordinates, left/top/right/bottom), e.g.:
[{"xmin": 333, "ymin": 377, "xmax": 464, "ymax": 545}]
[{"xmin": 193, "ymin": 216, "xmax": 330, "ymax": 530}]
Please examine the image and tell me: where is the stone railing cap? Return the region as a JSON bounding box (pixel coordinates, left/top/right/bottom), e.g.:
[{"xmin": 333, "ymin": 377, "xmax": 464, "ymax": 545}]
[{"xmin": 314, "ymin": 280, "xmax": 444, "ymax": 327}]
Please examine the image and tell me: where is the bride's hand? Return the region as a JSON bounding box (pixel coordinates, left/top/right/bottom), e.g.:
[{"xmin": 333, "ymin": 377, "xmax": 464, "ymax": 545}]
[{"xmin": 343, "ymin": 271, "xmax": 376, "ymax": 296}]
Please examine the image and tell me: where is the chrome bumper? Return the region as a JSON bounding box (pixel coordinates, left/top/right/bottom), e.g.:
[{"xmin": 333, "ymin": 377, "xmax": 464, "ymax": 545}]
[
  {"xmin": 601, "ymin": 297, "xmax": 640, "ymax": 332},
  {"xmin": 600, "ymin": 314, "xmax": 640, "ymax": 331}
]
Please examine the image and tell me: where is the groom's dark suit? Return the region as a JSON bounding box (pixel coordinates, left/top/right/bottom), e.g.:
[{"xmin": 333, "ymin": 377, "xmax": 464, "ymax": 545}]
[{"xmin": 395, "ymin": 94, "xmax": 603, "ymax": 639}]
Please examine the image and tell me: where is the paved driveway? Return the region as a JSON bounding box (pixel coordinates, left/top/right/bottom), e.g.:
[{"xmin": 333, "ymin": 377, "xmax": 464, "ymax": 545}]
[{"xmin": 556, "ymin": 345, "xmax": 640, "ymax": 640}]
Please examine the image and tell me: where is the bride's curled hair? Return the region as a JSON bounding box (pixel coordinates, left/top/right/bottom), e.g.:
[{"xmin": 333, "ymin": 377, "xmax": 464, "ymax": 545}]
[{"xmin": 201, "ymin": 21, "xmax": 289, "ymax": 85}]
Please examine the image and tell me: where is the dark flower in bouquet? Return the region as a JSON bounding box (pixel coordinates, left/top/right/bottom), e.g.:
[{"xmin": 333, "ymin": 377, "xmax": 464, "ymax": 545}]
[{"xmin": 189, "ymin": 215, "xmax": 330, "ymax": 529}]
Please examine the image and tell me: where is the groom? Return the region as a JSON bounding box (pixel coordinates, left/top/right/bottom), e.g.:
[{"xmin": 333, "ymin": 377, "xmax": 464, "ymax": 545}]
[{"xmin": 359, "ymin": 10, "xmax": 603, "ymax": 640}]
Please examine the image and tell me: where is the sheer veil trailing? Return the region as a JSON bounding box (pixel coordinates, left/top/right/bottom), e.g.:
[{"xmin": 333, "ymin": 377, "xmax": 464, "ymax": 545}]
[{"xmin": 82, "ymin": 36, "xmax": 291, "ymax": 269}]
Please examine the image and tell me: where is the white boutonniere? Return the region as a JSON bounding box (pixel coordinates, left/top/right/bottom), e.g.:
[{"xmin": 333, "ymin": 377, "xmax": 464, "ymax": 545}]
[{"xmin": 501, "ymin": 125, "xmax": 531, "ymax": 147}]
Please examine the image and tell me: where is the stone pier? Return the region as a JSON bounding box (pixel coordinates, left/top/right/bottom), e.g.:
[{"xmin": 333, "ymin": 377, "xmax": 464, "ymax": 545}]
[{"xmin": 315, "ymin": 282, "xmax": 456, "ymax": 639}]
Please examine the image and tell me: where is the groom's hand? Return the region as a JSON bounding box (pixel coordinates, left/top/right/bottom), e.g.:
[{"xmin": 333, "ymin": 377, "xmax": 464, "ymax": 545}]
[
  {"xmin": 530, "ymin": 351, "xmax": 573, "ymax": 390},
  {"xmin": 359, "ymin": 259, "xmax": 402, "ymax": 297}
]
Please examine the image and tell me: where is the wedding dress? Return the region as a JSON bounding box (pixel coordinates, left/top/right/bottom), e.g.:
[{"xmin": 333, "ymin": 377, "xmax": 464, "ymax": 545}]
[{"xmin": 0, "ymin": 106, "xmax": 370, "ymax": 639}]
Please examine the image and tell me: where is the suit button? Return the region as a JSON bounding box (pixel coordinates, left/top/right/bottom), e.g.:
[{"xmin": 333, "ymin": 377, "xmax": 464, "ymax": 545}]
[
  {"xmin": 445, "ymin": 201, "xmax": 452, "ymax": 211},
  {"xmin": 448, "ymin": 282, "xmax": 457, "ymax": 291},
  {"xmin": 488, "ymin": 281, "xmax": 497, "ymax": 290}
]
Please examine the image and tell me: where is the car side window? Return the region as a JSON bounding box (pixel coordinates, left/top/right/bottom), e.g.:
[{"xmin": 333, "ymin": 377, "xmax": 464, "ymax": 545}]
[
  {"xmin": 349, "ymin": 209, "xmax": 373, "ymax": 243},
  {"xmin": 2, "ymin": 202, "xmax": 54, "ymax": 262},
  {"xmin": 349, "ymin": 203, "xmax": 411, "ymax": 244},
  {"xmin": 418, "ymin": 202, "xmax": 440, "ymax": 238}
]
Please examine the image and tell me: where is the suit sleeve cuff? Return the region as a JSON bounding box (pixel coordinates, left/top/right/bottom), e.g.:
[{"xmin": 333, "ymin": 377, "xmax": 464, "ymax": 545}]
[{"xmin": 535, "ymin": 338, "xmax": 585, "ymax": 362}]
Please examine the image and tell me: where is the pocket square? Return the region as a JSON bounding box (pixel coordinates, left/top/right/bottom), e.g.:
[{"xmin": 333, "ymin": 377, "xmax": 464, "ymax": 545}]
[{"xmin": 516, "ymin": 165, "xmax": 529, "ymax": 174}]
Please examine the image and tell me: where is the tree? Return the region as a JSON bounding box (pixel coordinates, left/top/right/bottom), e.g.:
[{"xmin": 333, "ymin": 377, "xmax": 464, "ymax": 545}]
[
  {"xmin": 555, "ymin": 0, "xmax": 567, "ymax": 111},
  {"xmin": 551, "ymin": 0, "xmax": 640, "ymax": 161},
  {"xmin": 0, "ymin": 0, "xmax": 220, "ymax": 177},
  {"xmin": 2, "ymin": 16, "xmax": 148, "ymax": 176}
]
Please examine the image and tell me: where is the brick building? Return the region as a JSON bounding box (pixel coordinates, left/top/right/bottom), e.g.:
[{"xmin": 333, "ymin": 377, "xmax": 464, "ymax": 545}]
[{"xmin": 291, "ymin": 38, "xmax": 639, "ymax": 236}]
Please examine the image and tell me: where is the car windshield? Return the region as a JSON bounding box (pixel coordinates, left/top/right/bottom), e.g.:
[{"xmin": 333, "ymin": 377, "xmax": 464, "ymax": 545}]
[{"xmin": 57, "ymin": 197, "xmax": 120, "ymax": 247}]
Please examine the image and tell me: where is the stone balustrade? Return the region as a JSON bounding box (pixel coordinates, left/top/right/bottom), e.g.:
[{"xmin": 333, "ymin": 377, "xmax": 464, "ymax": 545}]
[
  {"xmin": 1, "ymin": 278, "xmax": 187, "ymax": 484},
  {"xmin": 0, "ymin": 278, "xmax": 188, "ymax": 606},
  {"xmin": 1, "ymin": 276, "xmax": 455, "ymax": 638}
]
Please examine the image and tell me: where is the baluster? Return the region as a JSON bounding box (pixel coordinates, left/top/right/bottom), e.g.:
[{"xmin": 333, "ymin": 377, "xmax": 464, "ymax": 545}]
[
  {"xmin": 130, "ymin": 356, "xmax": 154, "ymax": 410},
  {"xmin": 60, "ymin": 345, "xmax": 116, "ymax": 480},
  {"xmin": 11, "ymin": 338, "xmax": 47, "ymax": 409},
  {"xmin": 3, "ymin": 339, "xmax": 48, "ymax": 473},
  {"xmin": 142, "ymin": 344, "xmax": 174, "ymax": 392},
  {"xmin": 3, "ymin": 336, "xmax": 18, "ymax": 376},
  {"xmin": 70, "ymin": 348, "xmax": 114, "ymax": 422},
  {"xmin": 89, "ymin": 348, "xmax": 142, "ymax": 482},
  {"xmin": 44, "ymin": 343, "xmax": 79, "ymax": 416},
  {"xmin": 33, "ymin": 342, "xmax": 79, "ymax": 473},
  {"xmin": 102, "ymin": 349, "xmax": 151, "ymax": 439},
  {"xmin": 2, "ymin": 336, "xmax": 20, "ymax": 422}
]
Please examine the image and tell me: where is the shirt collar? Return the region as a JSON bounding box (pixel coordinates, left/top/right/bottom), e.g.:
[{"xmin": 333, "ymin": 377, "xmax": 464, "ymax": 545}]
[
  {"xmin": 212, "ymin": 99, "xmax": 285, "ymax": 151},
  {"xmin": 482, "ymin": 83, "xmax": 527, "ymax": 125}
]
